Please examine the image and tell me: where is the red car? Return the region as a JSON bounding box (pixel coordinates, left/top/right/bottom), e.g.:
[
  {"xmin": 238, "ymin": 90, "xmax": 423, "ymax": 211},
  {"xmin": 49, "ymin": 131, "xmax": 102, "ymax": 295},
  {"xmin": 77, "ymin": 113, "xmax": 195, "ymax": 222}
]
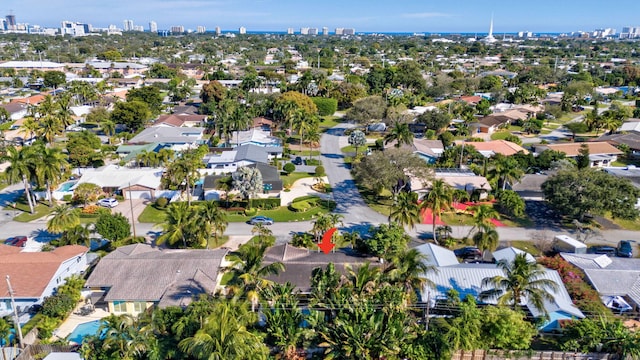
[{"xmin": 5, "ymin": 236, "xmax": 28, "ymax": 247}]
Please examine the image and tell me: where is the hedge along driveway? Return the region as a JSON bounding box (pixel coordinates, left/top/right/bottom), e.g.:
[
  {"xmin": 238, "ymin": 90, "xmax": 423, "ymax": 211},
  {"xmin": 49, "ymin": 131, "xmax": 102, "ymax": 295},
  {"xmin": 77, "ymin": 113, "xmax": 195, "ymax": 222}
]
[{"xmin": 137, "ymin": 198, "xmax": 336, "ymax": 224}]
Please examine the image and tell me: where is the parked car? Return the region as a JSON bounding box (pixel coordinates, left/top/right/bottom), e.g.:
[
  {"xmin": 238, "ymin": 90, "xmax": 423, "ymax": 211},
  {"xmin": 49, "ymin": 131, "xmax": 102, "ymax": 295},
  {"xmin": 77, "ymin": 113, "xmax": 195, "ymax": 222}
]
[
  {"xmin": 248, "ymin": 216, "xmax": 274, "ymax": 225},
  {"xmin": 5, "ymin": 236, "xmax": 28, "ymax": 247},
  {"xmin": 587, "ymin": 245, "xmax": 617, "ymax": 257},
  {"xmin": 292, "ymin": 156, "xmax": 303, "ymax": 165},
  {"xmin": 97, "ymin": 198, "xmax": 119, "ymax": 208},
  {"xmin": 617, "ymin": 240, "xmax": 634, "ymax": 258},
  {"xmin": 453, "ymin": 246, "xmax": 482, "ymax": 260}
]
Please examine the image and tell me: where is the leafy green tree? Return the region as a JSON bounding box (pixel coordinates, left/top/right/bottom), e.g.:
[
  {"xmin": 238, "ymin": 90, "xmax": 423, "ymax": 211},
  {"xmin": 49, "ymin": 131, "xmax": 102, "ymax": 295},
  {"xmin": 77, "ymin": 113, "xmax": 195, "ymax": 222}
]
[
  {"xmin": 495, "ymin": 190, "xmax": 525, "ymax": 217},
  {"xmin": 261, "ymin": 283, "xmax": 309, "ymax": 359},
  {"xmin": 444, "ymin": 296, "xmax": 483, "ymax": 351},
  {"xmin": 561, "ymin": 317, "xmax": 640, "ymax": 358},
  {"xmin": 110, "ymin": 100, "xmax": 151, "ymax": 131},
  {"xmin": 542, "ymin": 168, "xmax": 640, "ymax": 221},
  {"xmin": 126, "ymin": 86, "xmax": 164, "ymax": 115},
  {"xmin": 417, "ymin": 110, "xmax": 451, "ymax": 134},
  {"xmin": 345, "ymin": 95, "xmax": 387, "ymax": 124},
  {"xmin": 66, "ymin": 131, "xmax": 104, "ymax": 167},
  {"xmin": 481, "ymin": 253, "xmax": 558, "ymax": 315},
  {"xmin": 481, "ymin": 306, "xmax": 537, "ymax": 350},
  {"xmin": 563, "ymin": 122, "xmax": 589, "ymax": 140},
  {"xmin": 73, "ymin": 183, "xmax": 102, "ymax": 205},
  {"xmin": 95, "ymin": 212, "xmax": 131, "ymax": 241},
  {"xmin": 47, "ymin": 204, "xmax": 80, "ymax": 234},
  {"xmin": 200, "ymin": 80, "xmax": 227, "ymax": 105},
  {"xmin": 576, "ymin": 143, "xmax": 590, "ymax": 169},
  {"xmin": 312, "ymin": 97, "xmax": 338, "ymax": 116},
  {"xmin": 421, "ymin": 179, "xmax": 453, "ymax": 245},
  {"xmin": 43, "ymin": 70, "xmax": 66, "ymax": 89},
  {"xmin": 357, "ymin": 223, "xmax": 411, "ymax": 260},
  {"xmin": 55, "ymin": 224, "xmax": 91, "ymax": 247}
]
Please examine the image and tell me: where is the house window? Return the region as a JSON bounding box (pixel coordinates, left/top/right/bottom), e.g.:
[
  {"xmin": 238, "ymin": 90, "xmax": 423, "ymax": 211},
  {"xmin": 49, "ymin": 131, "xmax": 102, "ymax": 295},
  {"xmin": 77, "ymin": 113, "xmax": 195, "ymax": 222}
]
[
  {"xmin": 133, "ymin": 302, "xmax": 146, "ymax": 312},
  {"xmin": 113, "ymin": 301, "xmax": 126, "ymax": 312}
]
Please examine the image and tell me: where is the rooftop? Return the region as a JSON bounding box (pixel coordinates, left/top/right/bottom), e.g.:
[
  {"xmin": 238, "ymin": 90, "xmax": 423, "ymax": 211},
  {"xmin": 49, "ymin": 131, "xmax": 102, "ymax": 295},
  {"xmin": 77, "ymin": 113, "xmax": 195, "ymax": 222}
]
[
  {"xmin": 464, "ymin": 140, "xmax": 529, "ymax": 157},
  {"xmin": 541, "ymin": 142, "xmax": 623, "ymax": 157}
]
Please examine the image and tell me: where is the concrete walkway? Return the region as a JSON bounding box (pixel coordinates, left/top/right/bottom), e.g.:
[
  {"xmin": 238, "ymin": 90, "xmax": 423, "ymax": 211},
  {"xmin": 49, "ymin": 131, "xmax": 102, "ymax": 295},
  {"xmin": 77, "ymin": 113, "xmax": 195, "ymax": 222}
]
[{"xmin": 280, "ymin": 176, "xmax": 329, "ymax": 205}]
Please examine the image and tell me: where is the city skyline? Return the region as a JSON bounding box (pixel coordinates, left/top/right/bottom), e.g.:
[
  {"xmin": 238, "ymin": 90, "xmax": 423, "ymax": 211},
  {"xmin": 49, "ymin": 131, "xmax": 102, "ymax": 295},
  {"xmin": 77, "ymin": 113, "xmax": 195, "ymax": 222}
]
[{"xmin": 2, "ymin": 0, "xmax": 637, "ymax": 33}]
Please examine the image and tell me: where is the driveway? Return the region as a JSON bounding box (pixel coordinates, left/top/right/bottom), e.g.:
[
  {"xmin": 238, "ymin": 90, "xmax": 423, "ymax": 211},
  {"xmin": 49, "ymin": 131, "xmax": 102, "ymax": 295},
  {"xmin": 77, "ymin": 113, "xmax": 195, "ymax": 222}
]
[{"xmin": 111, "ymin": 199, "xmax": 150, "ymax": 234}]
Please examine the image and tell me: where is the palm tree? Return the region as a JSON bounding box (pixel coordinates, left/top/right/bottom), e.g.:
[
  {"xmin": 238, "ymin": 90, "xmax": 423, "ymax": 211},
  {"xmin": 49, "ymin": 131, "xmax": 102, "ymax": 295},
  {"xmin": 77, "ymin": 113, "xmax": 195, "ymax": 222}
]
[
  {"xmin": 261, "ymin": 283, "xmax": 307, "ymax": 359},
  {"xmin": 47, "ymin": 204, "xmax": 80, "ymax": 234},
  {"xmin": 344, "ymin": 262, "xmax": 381, "ymax": 296},
  {"xmin": 488, "ymin": 156, "xmax": 524, "ymax": 190},
  {"xmin": 384, "ymin": 121, "xmax": 414, "ymax": 148},
  {"xmin": 157, "ymin": 202, "xmax": 197, "ymax": 248},
  {"xmin": 56, "ymin": 93, "xmax": 75, "ymax": 128},
  {"xmin": 162, "ymin": 153, "xmax": 201, "ymax": 206},
  {"xmin": 57, "ymin": 224, "xmax": 91, "ymax": 246},
  {"xmin": 230, "ymin": 105, "xmax": 251, "ymax": 146},
  {"xmin": 480, "ymin": 253, "xmax": 558, "ymax": 315},
  {"xmin": 20, "ymin": 117, "xmax": 39, "ymax": 141},
  {"xmin": 178, "ymin": 298, "xmax": 269, "ymax": 359},
  {"xmin": 420, "ymin": 179, "xmax": 453, "ymax": 245},
  {"xmin": 98, "ymin": 315, "xmax": 151, "ymax": 360},
  {"xmin": 4, "ymin": 146, "xmax": 37, "ymax": 213},
  {"xmin": 251, "ymin": 222, "xmax": 273, "ymax": 245},
  {"xmin": 471, "ymin": 204, "xmax": 499, "ymax": 231},
  {"xmin": 472, "ymin": 227, "xmax": 500, "ymax": 252},
  {"xmin": 223, "ymin": 242, "xmax": 285, "ymax": 312},
  {"xmin": 101, "ymin": 120, "xmax": 116, "ymax": 138},
  {"xmin": 390, "ymin": 191, "xmax": 420, "ymax": 229},
  {"xmin": 215, "ymin": 176, "xmax": 233, "ymax": 208},
  {"xmin": 384, "ymin": 248, "xmax": 436, "ymax": 298},
  {"xmin": 197, "ymin": 200, "xmax": 228, "ymax": 249},
  {"xmin": 34, "ymin": 144, "xmax": 69, "ymax": 206}
]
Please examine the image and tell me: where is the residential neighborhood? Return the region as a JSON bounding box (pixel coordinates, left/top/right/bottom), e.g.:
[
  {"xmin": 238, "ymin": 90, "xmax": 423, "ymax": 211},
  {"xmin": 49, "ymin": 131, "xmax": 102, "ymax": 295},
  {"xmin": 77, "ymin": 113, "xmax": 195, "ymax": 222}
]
[{"xmin": 1, "ymin": 10, "xmax": 640, "ymax": 360}]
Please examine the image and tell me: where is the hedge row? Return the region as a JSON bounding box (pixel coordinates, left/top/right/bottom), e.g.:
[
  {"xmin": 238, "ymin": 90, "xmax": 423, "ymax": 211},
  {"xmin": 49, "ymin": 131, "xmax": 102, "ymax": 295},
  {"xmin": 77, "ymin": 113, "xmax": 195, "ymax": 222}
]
[{"xmin": 312, "ymin": 97, "xmax": 338, "ymax": 116}]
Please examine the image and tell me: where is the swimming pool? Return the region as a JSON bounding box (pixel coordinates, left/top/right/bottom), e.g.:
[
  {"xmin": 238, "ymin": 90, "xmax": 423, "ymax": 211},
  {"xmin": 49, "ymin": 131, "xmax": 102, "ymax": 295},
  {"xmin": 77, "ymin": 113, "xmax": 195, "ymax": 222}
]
[
  {"xmin": 68, "ymin": 320, "xmax": 102, "ymax": 344},
  {"xmin": 57, "ymin": 181, "xmax": 78, "ymax": 192}
]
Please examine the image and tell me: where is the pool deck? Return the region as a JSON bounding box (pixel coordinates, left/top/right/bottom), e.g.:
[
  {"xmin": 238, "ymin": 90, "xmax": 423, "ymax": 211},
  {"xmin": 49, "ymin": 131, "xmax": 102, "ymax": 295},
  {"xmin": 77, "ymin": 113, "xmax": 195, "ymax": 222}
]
[{"xmin": 53, "ymin": 304, "xmax": 110, "ymax": 342}]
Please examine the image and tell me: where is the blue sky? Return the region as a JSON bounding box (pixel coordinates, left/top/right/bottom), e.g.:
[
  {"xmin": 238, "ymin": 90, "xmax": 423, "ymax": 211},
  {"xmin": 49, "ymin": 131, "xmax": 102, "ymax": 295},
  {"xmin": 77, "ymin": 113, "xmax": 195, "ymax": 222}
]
[{"xmin": 3, "ymin": 0, "xmax": 636, "ymax": 33}]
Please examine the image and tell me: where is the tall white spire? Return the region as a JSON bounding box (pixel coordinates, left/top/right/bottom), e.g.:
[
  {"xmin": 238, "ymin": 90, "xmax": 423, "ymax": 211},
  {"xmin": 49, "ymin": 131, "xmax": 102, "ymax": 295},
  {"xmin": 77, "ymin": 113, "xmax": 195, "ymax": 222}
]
[{"xmin": 483, "ymin": 13, "xmax": 497, "ymax": 43}]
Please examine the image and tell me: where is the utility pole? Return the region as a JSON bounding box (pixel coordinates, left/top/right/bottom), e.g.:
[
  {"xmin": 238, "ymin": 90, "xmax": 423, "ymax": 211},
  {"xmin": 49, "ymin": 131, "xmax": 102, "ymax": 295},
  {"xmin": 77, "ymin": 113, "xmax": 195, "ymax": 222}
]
[
  {"xmin": 128, "ymin": 183, "xmax": 137, "ymax": 239},
  {"xmin": 6, "ymin": 276, "xmax": 24, "ymax": 348},
  {"xmin": 425, "ymin": 290, "xmax": 431, "ymax": 330}
]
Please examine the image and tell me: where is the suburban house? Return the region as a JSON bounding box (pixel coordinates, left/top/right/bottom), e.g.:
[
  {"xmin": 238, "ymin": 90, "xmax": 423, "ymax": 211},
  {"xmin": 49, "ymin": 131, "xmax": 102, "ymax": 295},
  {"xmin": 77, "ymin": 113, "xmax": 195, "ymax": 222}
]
[
  {"xmin": 510, "ymin": 174, "xmax": 549, "ymax": 200},
  {"xmin": 463, "ymin": 140, "xmax": 529, "ymax": 157},
  {"xmin": 72, "ymin": 165, "xmax": 165, "ymax": 200},
  {"xmin": 171, "ymin": 104, "xmax": 200, "ymax": 116},
  {"xmin": 416, "ymin": 244, "xmax": 584, "ymax": 331},
  {"xmin": 413, "ymin": 169, "xmax": 491, "ymax": 200},
  {"xmin": 0, "ymin": 245, "xmax": 89, "ymax": 317},
  {"xmin": 115, "ymin": 143, "xmax": 173, "ymax": 164},
  {"xmin": 0, "ymin": 102, "xmax": 28, "ymax": 121},
  {"xmin": 599, "ymin": 132, "xmax": 640, "ymax": 157},
  {"xmin": 154, "ymin": 114, "xmax": 208, "ymax": 128},
  {"xmin": 202, "ymin": 162, "xmax": 283, "ymax": 200},
  {"xmin": 535, "ymin": 142, "xmax": 623, "ymax": 168},
  {"xmin": 384, "ymin": 138, "xmax": 445, "ymax": 164},
  {"xmin": 560, "ymin": 253, "xmax": 640, "ymax": 312},
  {"xmin": 204, "ymin": 144, "xmax": 281, "ymax": 172},
  {"xmin": 128, "ymin": 126, "xmax": 206, "ymax": 151},
  {"xmin": 85, "ymin": 244, "xmax": 228, "ymax": 315},
  {"xmin": 227, "ymin": 128, "xmax": 282, "ymax": 148},
  {"xmin": 469, "ymin": 115, "xmax": 513, "ymax": 134},
  {"xmin": 262, "ymin": 244, "xmax": 381, "ymax": 294}
]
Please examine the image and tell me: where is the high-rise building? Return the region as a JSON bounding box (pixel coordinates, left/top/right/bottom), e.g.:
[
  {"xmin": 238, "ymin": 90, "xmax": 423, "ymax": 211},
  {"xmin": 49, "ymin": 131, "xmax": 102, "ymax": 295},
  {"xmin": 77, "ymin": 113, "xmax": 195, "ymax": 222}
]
[
  {"xmin": 287, "ymin": 27, "xmax": 294, "ymax": 35},
  {"xmin": 149, "ymin": 21, "xmax": 157, "ymax": 33},
  {"xmin": 343, "ymin": 28, "xmax": 355, "ymax": 35},
  {"xmin": 171, "ymin": 25, "xmax": 184, "ymax": 34},
  {"xmin": 335, "ymin": 27, "xmax": 344, "ymax": 35},
  {"xmin": 215, "ymin": 26, "xmax": 221, "ymax": 36},
  {"xmin": 239, "ymin": 26, "xmax": 246, "ymax": 34},
  {"xmin": 5, "ymin": 14, "xmax": 16, "ymax": 31},
  {"xmin": 308, "ymin": 28, "xmax": 318, "ymax": 35},
  {"xmin": 196, "ymin": 26, "xmax": 206, "ymax": 33},
  {"xmin": 300, "ymin": 27, "xmax": 309, "ymax": 35},
  {"xmin": 0, "ymin": 19, "xmax": 6, "ymax": 31},
  {"xmin": 123, "ymin": 19, "xmax": 134, "ymax": 31},
  {"xmin": 322, "ymin": 27, "xmax": 329, "ymax": 35},
  {"xmin": 61, "ymin": 21, "xmax": 91, "ymax": 36}
]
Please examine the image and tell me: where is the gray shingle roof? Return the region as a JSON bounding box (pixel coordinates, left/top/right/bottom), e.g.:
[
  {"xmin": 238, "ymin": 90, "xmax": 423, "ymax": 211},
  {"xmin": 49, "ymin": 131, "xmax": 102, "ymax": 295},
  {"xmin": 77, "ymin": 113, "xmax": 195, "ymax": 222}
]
[
  {"xmin": 128, "ymin": 126, "xmax": 205, "ymax": 144},
  {"xmin": 85, "ymin": 244, "xmax": 228, "ymax": 307}
]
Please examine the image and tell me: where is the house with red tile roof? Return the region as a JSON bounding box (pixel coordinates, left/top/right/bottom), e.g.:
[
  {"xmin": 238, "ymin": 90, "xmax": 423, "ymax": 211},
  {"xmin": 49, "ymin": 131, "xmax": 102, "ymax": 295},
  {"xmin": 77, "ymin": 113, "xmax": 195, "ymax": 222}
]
[
  {"xmin": 535, "ymin": 142, "xmax": 623, "ymax": 168},
  {"xmin": 0, "ymin": 245, "xmax": 89, "ymax": 317},
  {"xmin": 154, "ymin": 114, "xmax": 208, "ymax": 128}
]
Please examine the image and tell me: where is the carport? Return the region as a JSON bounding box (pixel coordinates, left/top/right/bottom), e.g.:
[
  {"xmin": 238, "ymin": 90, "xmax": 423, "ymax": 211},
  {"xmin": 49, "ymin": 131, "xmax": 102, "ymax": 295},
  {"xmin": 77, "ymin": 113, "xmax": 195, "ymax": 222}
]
[{"xmin": 120, "ymin": 184, "xmax": 155, "ymax": 200}]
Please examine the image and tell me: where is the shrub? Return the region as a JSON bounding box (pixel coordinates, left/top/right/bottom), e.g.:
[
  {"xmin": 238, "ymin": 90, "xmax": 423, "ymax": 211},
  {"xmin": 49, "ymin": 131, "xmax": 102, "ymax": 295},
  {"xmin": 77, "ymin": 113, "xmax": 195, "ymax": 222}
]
[
  {"xmin": 283, "ymin": 162, "xmax": 296, "ymax": 174},
  {"xmin": 114, "ymin": 194, "xmax": 125, "ymax": 201},
  {"xmin": 292, "ymin": 195, "xmax": 321, "ymax": 204},
  {"xmin": 315, "ymin": 165, "xmax": 325, "ymax": 176},
  {"xmin": 504, "ymin": 134, "xmax": 522, "ymax": 145},
  {"xmin": 95, "ymin": 212, "xmax": 131, "ymax": 241},
  {"xmin": 289, "ymin": 201, "xmax": 311, "ymax": 212},
  {"xmin": 41, "ymin": 293, "xmax": 75, "ymax": 319},
  {"xmin": 252, "ymin": 198, "xmax": 281, "ymax": 209},
  {"xmin": 305, "ymin": 159, "xmax": 321, "ymax": 166},
  {"xmin": 312, "ymin": 97, "xmax": 338, "ymax": 116},
  {"xmin": 37, "ymin": 316, "xmax": 60, "ymax": 339},
  {"xmin": 290, "ymin": 232, "xmax": 315, "ymax": 248},
  {"xmin": 81, "ymin": 204, "xmax": 99, "ymax": 214},
  {"xmin": 155, "ymin": 197, "xmax": 169, "ymax": 208},
  {"xmin": 62, "ymin": 194, "xmax": 73, "ymax": 202},
  {"xmin": 244, "ymin": 208, "xmax": 258, "ymax": 216}
]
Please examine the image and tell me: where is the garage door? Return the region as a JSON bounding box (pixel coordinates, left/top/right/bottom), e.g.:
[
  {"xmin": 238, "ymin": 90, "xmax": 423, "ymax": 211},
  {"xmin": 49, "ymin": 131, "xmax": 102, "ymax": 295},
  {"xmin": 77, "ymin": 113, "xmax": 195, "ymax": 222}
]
[{"xmin": 126, "ymin": 190, "xmax": 153, "ymax": 200}]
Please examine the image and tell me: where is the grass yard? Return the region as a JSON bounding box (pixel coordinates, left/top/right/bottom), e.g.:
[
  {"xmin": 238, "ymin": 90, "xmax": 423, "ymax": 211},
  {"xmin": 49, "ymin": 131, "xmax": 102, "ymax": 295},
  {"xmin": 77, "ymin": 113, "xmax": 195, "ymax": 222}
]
[
  {"xmin": 490, "ymin": 131, "xmax": 514, "ymax": 141},
  {"xmin": 288, "ymin": 150, "xmax": 321, "ymax": 157},
  {"xmin": 504, "ymin": 240, "xmax": 542, "ymax": 256},
  {"xmin": 341, "ymin": 144, "xmax": 373, "ymax": 155},
  {"xmin": 281, "ymin": 172, "xmax": 314, "ymax": 185},
  {"xmin": 12, "ymin": 199, "xmax": 55, "ymax": 222},
  {"xmin": 319, "ymin": 115, "xmax": 342, "ymax": 130},
  {"xmin": 138, "ymin": 205, "xmax": 167, "ymax": 223},
  {"xmin": 607, "ymin": 217, "xmax": 640, "ymax": 231}
]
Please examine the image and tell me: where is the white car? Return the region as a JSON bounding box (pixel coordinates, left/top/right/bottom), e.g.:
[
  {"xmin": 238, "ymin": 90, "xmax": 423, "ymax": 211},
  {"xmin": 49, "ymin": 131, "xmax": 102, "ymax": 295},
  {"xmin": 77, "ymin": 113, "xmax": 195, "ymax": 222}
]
[{"xmin": 97, "ymin": 198, "xmax": 119, "ymax": 208}]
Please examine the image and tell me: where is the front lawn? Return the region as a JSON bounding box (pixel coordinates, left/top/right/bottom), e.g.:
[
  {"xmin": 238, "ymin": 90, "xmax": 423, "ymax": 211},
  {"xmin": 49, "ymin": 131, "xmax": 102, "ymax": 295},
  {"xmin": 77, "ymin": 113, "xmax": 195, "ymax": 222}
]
[
  {"xmin": 319, "ymin": 115, "xmax": 342, "ymax": 130},
  {"xmin": 13, "ymin": 200, "xmax": 55, "ymax": 222},
  {"xmin": 138, "ymin": 205, "xmax": 167, "ymax": 223},
  {"xmin": 281, "ymin": 172, "xmax": 315, "ymax": 185}
]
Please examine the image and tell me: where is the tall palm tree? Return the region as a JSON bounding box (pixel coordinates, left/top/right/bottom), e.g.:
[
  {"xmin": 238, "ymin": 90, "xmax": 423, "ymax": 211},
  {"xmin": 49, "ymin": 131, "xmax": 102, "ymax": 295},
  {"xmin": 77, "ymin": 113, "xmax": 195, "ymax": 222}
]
[
  {"xmin": 98, "ymin": 314, "xmax": 151, "ymax": 360},
  {"xmin": 197, "ymin": 200, "xmax": 228, "ymax": 249},
  {"xmin": 384, "ymin": 121, "xmax": 414, "ymax": 148},
  {"xmin": 101, "ymin": 120, "xmax": 116, "ymax": 138},
  {"xmin": 384, "ymin": 248, "xmax": 436, "ymax": 298},
  {"xmin": 261, "ymin": 283, "xmax": 307, "ymax": 360},
  {"xmin": 215, "ymin": 176, "xmax": 233, "ymax": 208},
  {"xmin": 20, "ymin": 117, "xmax": 39, "ymax": 141},
  {"xmin": 480, "ymin": 253, "xmax": 558, "ymax": 315},
  {"xmin": 306, "ymin": 126, "xmax": 321, "ymax": 160},
  {"xmin": 230, "ymin": 105, "xmax": 251, "ymax": 146},
  {"xmin": 488, "ymin": 156, "xmax": 524, "ymax": 191},
  {"xmin": 157, "ymin": 202, "xmax": 197, "ymax": 248},
  {"xmin": 4, "ymin": 145, "xmax": 37, "ymax": 213},
  {"xmin": 390, "ymin": 191, "xmax": 420, "ymax": 229},
  {"xmin": 472, "ymin": 227, "xmax": 500, "ymax": 252},
  {"xmin": 34, "ymin": 144, "xmax": 69, "ymax": 206},
  {"xmin": 344, "ymin": 263, "xmax": 382, "ymax": 296},
  {"xmin": 178, "ymin": 298, "xmax": 269, "ymax": 359},
  {"xmin": 251, "ymin": 222, "xmax": 273, "ymax": 245},
  {"xmin": 223, "ymin": 242, "xmax": 285, "ymax": 312},
  {"xmin": 56, "ymin": 93, "xmax": 76, "ymax": 129},
  {"xmin": 471, "ymin": 204, "xmax": 499, "ymax": 232},
  {"xmin": 420, "ymin": 179, "xmax": 453, "ymax": 245},
  {"xmin": 47, "ymin": 204, "xmax": 80, "ymax": 234},
  {"xmin": 162, "ymin": 153, "xmax": 201, "ymax": 206}
]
